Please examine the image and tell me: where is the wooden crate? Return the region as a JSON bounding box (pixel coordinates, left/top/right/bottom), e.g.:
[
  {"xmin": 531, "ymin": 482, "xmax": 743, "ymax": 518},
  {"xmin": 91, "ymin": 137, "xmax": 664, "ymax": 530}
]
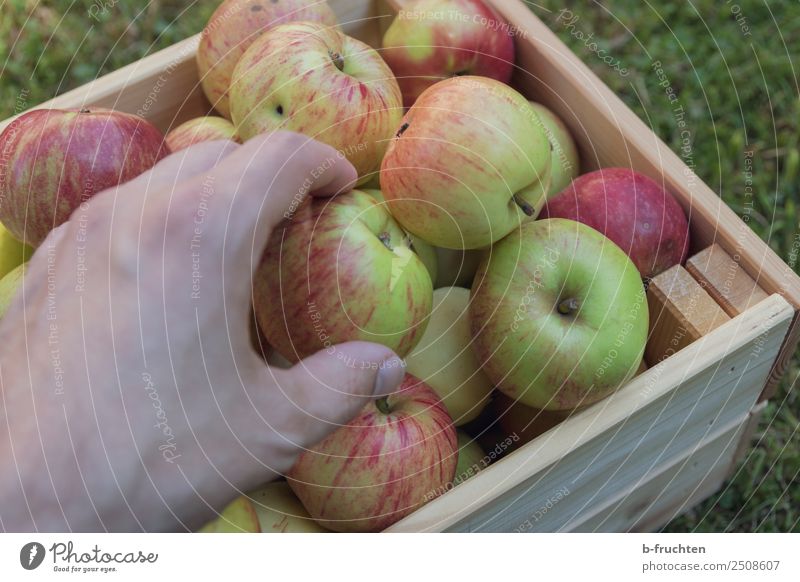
[{"xmin": 2, "ymin": 0, "xmax": 798, "ymax": 532}]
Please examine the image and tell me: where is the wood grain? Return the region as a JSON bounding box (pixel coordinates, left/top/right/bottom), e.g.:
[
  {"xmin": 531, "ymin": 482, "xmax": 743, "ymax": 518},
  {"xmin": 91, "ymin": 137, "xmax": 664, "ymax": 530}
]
[
  {"xmin": 645, "ymin": 265, "xmax": 731, "ymax": 366},
  {"xmin": 687, "ymin": 244, "xmax": 770, "ymax": 317}
]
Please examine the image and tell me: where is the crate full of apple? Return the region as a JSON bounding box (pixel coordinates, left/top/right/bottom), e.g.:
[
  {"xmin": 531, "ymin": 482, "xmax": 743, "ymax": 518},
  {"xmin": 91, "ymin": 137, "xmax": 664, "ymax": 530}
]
[{"xmin": 0, "ymin": 0, "xmax": 696, "ymax": 533}]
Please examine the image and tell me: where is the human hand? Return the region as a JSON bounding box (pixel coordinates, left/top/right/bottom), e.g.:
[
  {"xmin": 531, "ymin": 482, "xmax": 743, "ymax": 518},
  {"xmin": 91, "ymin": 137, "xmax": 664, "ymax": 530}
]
[{"xmin": 0, "ymin": 132, "xmax": 406, "ymax": 532}]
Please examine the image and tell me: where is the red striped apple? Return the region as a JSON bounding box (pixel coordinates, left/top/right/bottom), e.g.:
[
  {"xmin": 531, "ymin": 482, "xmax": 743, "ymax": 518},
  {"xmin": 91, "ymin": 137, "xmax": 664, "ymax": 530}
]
[
  {"xmin": 0, "ymin": 108, "xmax": 168, "ymax": 247},
  {"xmin": 541, "ymin": 168, "xmax": 690, "ymax": 279},
  {"xmin": 253, "ymin": 189, "xmax": 433, "ymax": 362},
  {"xmin": 382, "ymin": 0, "xmax": 515, "ymax": 107},
  {"xmin": 230, "ymin": 22, "xmax": 403, "ymax": 184},
  {"xmin": 381, "ymin": 76, "xmax": 552, "ymax": 249},
  {"xmin": 288, "ymin": 374, "xmax": 457, "ymax": 532},
  {"xmin": 197, "ymin": 0, "xmax": 338, "ymax": 119},
  {"xmin": 165, "ymin": 116, "xmax": 239, "ymax": 152},
  {"xmin": 470, "ymin": 219, "xmax": 648, "ymax": 411}
]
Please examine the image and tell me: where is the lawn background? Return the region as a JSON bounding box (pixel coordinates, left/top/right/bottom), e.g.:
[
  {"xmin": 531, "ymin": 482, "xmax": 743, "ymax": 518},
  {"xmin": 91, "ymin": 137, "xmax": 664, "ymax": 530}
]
[{"xmin": 0, "ymin": 0, "xmax": 797, "ymax": 532}]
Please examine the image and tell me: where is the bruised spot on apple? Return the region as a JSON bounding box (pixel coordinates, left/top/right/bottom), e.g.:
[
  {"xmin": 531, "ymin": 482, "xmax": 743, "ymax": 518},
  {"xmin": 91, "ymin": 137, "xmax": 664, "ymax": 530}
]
[
  {"xmin": 287, "ymin": 374, "xmax": 457, "ymax": 532},
  {"xmin": 196, "ymin": 0, "xmax": 339, "ymax": 119},
  {"xmin": 253, "ymin": 190, "xmax": 433, "ymax": 362},
  {"xmin": 361, "ymin": 188, "xmax": 438, "ymax": 284},
  {"xmin": 230, "ymin": 21, "xmax": 403, "ymax": 185},
  {"xmin": 381, "ymin": 76, "xmax": 552, "ymax": 250},
  {"xmin": 381, "ymin": 0, "xmax": 516, "ymax": 108},
  {"xmin": 470, "ymin": 219, "xmax": 648, "ymax": 411},
  {"xmin": 541, "ymin": 168, "xmax": 690, "ymax": 280}
]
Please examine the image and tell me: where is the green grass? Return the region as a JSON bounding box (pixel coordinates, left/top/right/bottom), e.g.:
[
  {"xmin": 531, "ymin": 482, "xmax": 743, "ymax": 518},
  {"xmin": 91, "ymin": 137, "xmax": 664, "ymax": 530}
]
[{"xmin": 0, "ymin": 0, "xmax": 797, "ymax": 532}]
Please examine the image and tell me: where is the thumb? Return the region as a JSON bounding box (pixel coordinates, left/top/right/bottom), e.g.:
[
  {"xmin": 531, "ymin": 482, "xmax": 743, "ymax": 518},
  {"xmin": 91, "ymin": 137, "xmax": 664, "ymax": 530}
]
[{"xmin": 270, "ymin": 342, "xmax": 406, "ymax": 450}]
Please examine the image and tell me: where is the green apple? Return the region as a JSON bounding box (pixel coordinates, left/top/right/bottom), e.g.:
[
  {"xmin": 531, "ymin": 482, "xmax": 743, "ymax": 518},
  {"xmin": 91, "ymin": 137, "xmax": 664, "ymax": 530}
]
[
  {"xmin": 199, "ymin": 496, "xmax": 261, "ymax": 533},
  {"xmin": 250, "ymin": 482, "xmax": 328, "ymax": 533},
  {"xmin": 254, "ymin": 190, "xmax": 433, "ymax": 362},
  {"xmin": 453, "ymin": 431, "xmax": 485, "ymax": 486},
  {"xmin": 0, "ymin": 263, "xmax": 26, "ymax": 319},
  {"xmin": 381, "ymin": 76, "xmax": 552, "ymax": 250},
  {"xmin": 0, "ymin": 223, "xmax": 33, "ymax": 280},
  {"xmin": 470, "ymin": 219, "xmax": 648, "ymax": 411},
  {"xmin": 434, "ymin": 247, "xmax": 484, "ymax": 289},
  {"xmin": 406, "ymin": 287, "xmax": 494, "ymax": 425},
  {"xmin": 529, "ymin": 102, "xmax": 580, "ymax": 197},
  {"xmin": 362, "ymin": 189, "xmax": 438, "ymax": 285}
]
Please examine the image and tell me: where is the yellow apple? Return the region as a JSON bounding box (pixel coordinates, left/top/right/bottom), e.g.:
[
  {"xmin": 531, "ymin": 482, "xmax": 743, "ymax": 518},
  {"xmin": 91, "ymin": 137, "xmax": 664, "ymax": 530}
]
[
  {"xmin": 199, "ymin": 496, "xmax": 261, "ymax": 533},
  {"xmin": 405, "ymin": 287, "xmax": 493, "ymax": 425},
  {"xmin": 250, "ymin": 482, "xmax": 328, "ymax": 533},
  {"xmin": 0, "ymin": 223, "xmax": 32, "ymax": 280},
  {"xmin": 0, "ymin": 263, "xmax": 26, "ymax": 319}
]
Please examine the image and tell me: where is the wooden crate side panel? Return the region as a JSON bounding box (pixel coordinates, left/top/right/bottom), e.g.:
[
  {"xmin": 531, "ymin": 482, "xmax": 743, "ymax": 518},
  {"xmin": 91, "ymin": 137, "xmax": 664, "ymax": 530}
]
[
  {"xmin": 386, "ymin": 295, "xmax": 793, "ymax": 532},
  {"xmin": 444, "ymin": 343, "xmax": 776, "ymax": 532},
  {"xmin": 567, "ymin": 412, "xmax": 748, "ymax": 532}
]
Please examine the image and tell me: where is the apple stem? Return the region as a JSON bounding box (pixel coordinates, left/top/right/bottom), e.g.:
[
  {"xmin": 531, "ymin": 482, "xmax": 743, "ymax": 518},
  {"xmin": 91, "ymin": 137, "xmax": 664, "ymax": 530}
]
[
  {"xmin": 329, "ymin": 51, "xmax": 345, "ymax": 71},
  {"xmin": 379, "ymin": 232, "xmax": 393, "ymax": 251},
  {"xmin": 375, "ymin": 397, "xmax": 391, "ymax": 415},
  {"xmin": 557, "ymin": 297, "xmax": 580, "ymax": 316},
  {"xmin": 514, "ymin": 195, "xmax": 536, "ymax": 217}
]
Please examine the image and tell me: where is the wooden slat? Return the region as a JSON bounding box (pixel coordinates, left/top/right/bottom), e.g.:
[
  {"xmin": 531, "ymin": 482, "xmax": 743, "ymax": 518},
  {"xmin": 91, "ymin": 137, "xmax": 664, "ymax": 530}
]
[
  {"xmin": 566, "ymin": 410, "xmax": 749, "ymax": 532},
  {"xmin": 645, "ymin": 265, "xmax": 731, "ymax": 365},
  {"xmin": 730, "ymin": 400, "xmax": 767, "ymax": 470},
  {"xmin": 687, "ymin": 244, "xmax": 770, "ymax": 317},
  {"xmin": 386, "ymin": 295, "xmax": 793, "ymax": 531}
]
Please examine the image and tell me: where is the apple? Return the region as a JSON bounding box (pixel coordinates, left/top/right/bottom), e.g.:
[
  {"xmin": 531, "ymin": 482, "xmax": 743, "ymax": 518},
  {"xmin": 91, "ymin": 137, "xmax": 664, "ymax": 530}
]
[
  {"xmin": 492, "ymin": 392, "xmax": 572, "ymax": 453},
  {"xmin": 381, "ymin": 0, "xmax": 515, "ymax": 107},
  {"xmin": 529, "ymin": 102, "xmax": 580, "ymax": 197},
  {"xmin": 288, "ymin": 374, "xmax": 457, "ymax": 532},
  {"xmin": 0, "ymin": 108, "xmax": 168, "ymax": 247},
  {"xmin": 197, "ymin": 0, "xmax": 338, "ymax": 119},
  {"xmin": 541, "ymin": 168, "xmax": 691, "ymax": 279},
  {"xmin": 381, "ymin": 76, "xmax": 552, "ymax": 250},
  {"xmin": 453, "ymin": 430, "xmax": 485, "ymax": 486},
  {"xmin": 253, "ymin": 189, "xmax": 433, "ymax": 362},
  {"xmin": 199, "ymin": 496, "xmax": 261, "ymax": 533},
  {"xmin": 165, "ymin": 116, "xmax": 239, "ymax": 152},
  {"xmin": 230, "ymin": 22, "xmax": 403, "ymax": 184},
  {"xmin": 249, "ymin": 481, "xmax": 328, "ymax": 533},
  {"xmin": 470, "ymin": 218, "xmax": 648, "ymax": 411},
  {"xmin": 0, "ymin": 263, "xmax": 25, "ymax": 320},
  {"xmin": 405, "ymin": 287, "xmax": 493, "ymax": 425},
  {"xmin": 362, "ymin": 188, "xmax": 438, "ymax": 284},
  {"xmin": 434, "ymin": 247, "xmax": 483, "ymax": 289},
  {"xmin": 0, "ymin": 223, "xmax": 33, "ymax": 280}
]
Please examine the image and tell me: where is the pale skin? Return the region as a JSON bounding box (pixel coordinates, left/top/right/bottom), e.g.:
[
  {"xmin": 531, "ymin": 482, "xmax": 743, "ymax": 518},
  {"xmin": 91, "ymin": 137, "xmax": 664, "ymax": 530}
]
[{"xmin": 0, "ymin": 132, "xmax": 406, "ymax": 532}]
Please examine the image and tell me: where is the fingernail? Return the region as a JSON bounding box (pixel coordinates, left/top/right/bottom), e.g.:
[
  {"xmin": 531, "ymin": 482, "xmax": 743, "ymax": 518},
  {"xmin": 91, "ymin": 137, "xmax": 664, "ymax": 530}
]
[{"xmin": 373, "ymin": 356, "xmax": 406, "ymax": 397}]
